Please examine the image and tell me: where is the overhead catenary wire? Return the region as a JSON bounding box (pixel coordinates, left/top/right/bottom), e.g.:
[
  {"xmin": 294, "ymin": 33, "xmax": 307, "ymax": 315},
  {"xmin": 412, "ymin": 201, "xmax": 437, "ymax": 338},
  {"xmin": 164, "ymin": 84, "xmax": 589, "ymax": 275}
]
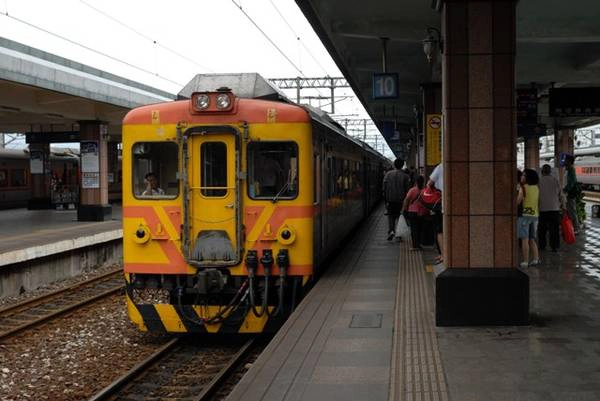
[
  {"xmin": 267, "ymin": 0, "xmax": 328, "ymax": 76},
  {"xmin": 230, "ymin": 0, "xmax": 304, "ymax": 76},
  {"xmin": 78, "ymin": 0, "xmax": 214, "ymax": 73},
  {"xmin": 1, "ymin": 11, "xmax": 185, "ymax": 87}
]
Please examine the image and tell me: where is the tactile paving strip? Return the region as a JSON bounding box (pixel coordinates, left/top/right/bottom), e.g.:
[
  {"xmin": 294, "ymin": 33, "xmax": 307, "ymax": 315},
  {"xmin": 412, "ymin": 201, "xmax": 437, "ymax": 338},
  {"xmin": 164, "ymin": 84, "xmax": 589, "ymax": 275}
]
[{"xmin": 390, "ymin": 243, "xmax": 449, "ymax": 401}]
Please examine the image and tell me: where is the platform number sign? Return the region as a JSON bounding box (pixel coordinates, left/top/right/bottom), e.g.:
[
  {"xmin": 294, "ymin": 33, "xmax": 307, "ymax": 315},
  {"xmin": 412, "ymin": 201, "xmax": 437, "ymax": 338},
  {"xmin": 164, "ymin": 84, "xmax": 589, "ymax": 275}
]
[{"xmin": 373, "ymin": 73, "xmax": 399, "ymax": 99}]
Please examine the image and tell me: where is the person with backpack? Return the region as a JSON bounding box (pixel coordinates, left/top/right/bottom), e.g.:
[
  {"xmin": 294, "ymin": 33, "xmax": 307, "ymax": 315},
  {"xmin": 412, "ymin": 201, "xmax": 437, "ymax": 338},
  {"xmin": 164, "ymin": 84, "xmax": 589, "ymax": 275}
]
[
  {"xmin": 562, "ymin": 154, "xmax": 581, "ymax": 234},
  {"xmin": 383, "ymin": 158, "xmax": 411, "ymax": 240},
  {"xmin": 401, "ymin": 175, "xmax": 428, "ymax": 250}
]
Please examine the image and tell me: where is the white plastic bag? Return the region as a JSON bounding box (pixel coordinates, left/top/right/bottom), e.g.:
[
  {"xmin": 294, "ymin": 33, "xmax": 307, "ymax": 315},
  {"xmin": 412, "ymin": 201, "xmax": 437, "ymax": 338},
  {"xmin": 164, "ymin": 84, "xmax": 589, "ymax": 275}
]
[{"xmin": 395, "ymin": 215, "xmax": 410, "ymax": 239}]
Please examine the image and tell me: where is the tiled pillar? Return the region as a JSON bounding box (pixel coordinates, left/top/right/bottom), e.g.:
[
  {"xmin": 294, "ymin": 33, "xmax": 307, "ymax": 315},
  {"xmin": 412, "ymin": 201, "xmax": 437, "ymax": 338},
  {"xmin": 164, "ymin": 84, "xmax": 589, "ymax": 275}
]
[
  {"xmin": 420, "ymin": 83, "xmax": 442, "ymax": 178},
  {"xmin": 436, "ymin": 0, "xmax": 529, "ymax": 326},
  {"xmin": 554, "ymin": 128, "xmax": 574, "ymax": 186},
  {"xmin": 27, "ymin": 142, "xmax": 52, "ymax": 209},
  {"xmin": 524, "ymin": 137, "xmax": 540, "ymax": 169},
  {"xmin": 77, "ymin": 121, "xmax": 112, "ymax": 221}
]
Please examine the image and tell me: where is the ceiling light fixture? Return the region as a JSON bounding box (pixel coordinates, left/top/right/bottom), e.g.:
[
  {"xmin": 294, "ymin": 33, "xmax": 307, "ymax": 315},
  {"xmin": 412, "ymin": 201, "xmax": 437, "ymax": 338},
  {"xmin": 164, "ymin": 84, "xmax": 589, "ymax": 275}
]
[{"xmin": 423, "ymin": 27, "xmax": 443, "ymax": 63}]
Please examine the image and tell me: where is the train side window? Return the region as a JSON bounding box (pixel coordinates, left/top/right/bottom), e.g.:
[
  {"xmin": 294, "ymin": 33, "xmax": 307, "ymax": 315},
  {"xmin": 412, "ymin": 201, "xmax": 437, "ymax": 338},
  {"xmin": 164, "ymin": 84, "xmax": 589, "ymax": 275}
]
[
  {"xmin": 0, "ymin": 169, "xmax": 7, "ymax": 187},
  {"xmin": 327, "ymin": 157, "xmax": 334, "ymax": 198},
  {"xmin": 313, "ymin": 154, "xmax": 320, "ymax": 205},
  {"xmin": 10, "ymin": 169, "xmax": 26, "ymax": 187},
  {"xmin": 248, "ymin": 141, "xmax": 298, "ymax": 200},
  {"xmin": 201, "ymin": 142, "xmax": 227, "ymax": 197},
  {"xmin": 132, "ymin": 142, "xmax": 178, "ymax": 199}
]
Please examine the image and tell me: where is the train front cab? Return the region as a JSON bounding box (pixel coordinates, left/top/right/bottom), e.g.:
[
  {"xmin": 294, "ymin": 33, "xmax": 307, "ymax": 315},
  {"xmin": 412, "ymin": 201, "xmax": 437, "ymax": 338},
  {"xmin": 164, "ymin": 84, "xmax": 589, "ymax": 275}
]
[{"xmin": 123, "ymin": 91, "xmax": 314, "ymax": 334}]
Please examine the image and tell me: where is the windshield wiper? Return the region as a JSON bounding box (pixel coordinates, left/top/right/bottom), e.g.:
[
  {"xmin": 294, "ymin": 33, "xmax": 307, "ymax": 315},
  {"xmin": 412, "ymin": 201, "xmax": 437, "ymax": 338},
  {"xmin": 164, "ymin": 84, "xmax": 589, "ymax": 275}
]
[{"xmin": 271, "ymin": 182, "xmax": 290, "ymax": 204}]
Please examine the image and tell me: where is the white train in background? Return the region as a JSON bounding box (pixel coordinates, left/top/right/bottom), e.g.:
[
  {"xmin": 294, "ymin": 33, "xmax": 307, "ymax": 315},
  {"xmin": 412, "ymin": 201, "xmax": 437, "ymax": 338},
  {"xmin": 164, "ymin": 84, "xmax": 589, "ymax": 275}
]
[{"xmin": 575, "ymin": 156, "xmax": 600, "ymax": 191}]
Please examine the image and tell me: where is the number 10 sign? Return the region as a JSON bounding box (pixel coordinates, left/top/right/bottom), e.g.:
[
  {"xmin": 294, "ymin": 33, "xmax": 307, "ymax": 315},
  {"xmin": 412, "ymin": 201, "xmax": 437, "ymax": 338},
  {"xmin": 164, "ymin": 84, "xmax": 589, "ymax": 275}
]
[{"xmin": 372, "ymin": 73, "xmax": 399, "ymax": 99}]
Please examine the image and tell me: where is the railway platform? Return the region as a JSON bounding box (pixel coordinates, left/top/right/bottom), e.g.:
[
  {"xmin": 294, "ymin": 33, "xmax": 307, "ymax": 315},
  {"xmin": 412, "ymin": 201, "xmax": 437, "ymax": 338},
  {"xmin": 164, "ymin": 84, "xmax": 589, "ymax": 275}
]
[
  {"xmin": 227, "ymin": 206, "xmax": 600, "ymax": 401},
  {"xmin": 0, "ymin": 205, "xmax": 123, "ymax": 297}
]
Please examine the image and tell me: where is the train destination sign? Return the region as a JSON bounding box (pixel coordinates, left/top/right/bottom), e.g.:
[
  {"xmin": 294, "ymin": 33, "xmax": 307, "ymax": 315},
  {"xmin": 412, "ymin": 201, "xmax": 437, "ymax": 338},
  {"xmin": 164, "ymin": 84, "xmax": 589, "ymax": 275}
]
[{"xmin": 549, "ymin": 87, "xmax": 600, "ymax": 117}]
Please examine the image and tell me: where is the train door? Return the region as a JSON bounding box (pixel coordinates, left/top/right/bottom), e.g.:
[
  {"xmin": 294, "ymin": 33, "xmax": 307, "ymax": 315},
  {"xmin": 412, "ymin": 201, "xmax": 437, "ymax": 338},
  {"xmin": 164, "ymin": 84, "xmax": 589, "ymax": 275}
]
[{"xmin": 187, "ymin": 128, "xmax": 241, "ymax": 266}]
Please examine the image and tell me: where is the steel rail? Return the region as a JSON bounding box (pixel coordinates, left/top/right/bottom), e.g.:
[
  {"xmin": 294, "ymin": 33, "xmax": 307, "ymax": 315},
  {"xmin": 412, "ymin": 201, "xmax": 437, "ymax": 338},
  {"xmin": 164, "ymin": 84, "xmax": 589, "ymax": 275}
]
[
  {"xmin": 192, "ymin": 338, "xmax": 255, "ymax": 401},
  {"xmin": 88, "ymin": 337, "xmax": 256, "ymax": 401},
  {"xmin": 0, "ymin": 268, "xmax": 123, "ymax": 340},
  {"xmin": 0, "ymin": 267, "xmax": 122, "ymax": 315},
  {"xmin": 88, "ymin": 337, "xmax": 182, "ymax": 401}
]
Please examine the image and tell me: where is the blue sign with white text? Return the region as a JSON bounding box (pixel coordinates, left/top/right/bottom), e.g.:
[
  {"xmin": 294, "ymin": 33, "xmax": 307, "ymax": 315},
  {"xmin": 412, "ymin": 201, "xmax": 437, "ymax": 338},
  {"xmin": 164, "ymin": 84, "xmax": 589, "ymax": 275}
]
[{"xmin": 373, "ymin": 73, "xmax": 399, "ymax": 99}]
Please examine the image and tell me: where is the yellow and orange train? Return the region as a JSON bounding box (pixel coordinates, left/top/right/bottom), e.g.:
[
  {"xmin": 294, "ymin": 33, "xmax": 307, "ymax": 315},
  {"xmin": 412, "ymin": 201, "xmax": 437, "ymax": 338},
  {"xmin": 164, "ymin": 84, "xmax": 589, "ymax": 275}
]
[{"xmin": 122, "ymin": 74, "xmax": 389, "ymax": 333}]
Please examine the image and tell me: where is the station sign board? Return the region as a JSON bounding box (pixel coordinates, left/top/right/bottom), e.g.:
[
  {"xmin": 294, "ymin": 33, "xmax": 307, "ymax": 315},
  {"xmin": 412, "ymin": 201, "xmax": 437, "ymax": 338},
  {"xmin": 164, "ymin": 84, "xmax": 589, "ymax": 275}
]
[
  {"xmin": 81, "ymin": 140, "xmax": 100, "ymax": 189},
  {"xmin": 549, "ymin": 87, "xmax": 600, "ymax": 117},
  {"xmin": 426, "ymin": 114, "xmax": 442, "ymax": 166},
  {"xmin": 372, "ymin": 73, "xmax": 399, "ymax": 99}
]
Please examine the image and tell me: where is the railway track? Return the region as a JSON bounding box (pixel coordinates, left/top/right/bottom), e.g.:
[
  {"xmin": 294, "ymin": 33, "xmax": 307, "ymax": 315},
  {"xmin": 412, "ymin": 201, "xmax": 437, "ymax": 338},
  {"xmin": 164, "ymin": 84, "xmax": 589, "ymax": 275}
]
[
  {"xmin": 89, "ymin": 336, "xmax": 256, "ymax": 401},
  {"xmin": 0, "ymin": 267, "xmax": 124, "ymax": 341}
]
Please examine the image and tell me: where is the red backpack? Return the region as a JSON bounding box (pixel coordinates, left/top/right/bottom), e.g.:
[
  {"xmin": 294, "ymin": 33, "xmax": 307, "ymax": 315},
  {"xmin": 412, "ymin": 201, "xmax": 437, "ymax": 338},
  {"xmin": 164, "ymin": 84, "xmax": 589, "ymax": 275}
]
[{"xmin": 419, "ymin": 187, "xmax": 442, "ymax": 213}]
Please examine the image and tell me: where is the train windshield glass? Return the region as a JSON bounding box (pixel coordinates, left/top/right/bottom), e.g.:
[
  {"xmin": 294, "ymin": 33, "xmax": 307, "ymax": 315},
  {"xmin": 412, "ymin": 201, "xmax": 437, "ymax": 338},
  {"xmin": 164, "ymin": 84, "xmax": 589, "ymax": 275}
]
[
  {"xmin": 201, "ymin": 142, "xmax": 227, "ymax": 197},
  {"xmin": 248, "ymin": 141, "xmax": 298, "ymax": 200},
  {"xmin": 132, "ymin": 142, "xmax": 178, "ymax": 199}
]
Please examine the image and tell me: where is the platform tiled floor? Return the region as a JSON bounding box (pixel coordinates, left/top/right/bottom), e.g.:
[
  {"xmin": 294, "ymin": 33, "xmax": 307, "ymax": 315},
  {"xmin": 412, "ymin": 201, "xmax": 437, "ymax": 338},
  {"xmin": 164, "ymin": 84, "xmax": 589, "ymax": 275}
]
[
  {"xmin": 227, "ymin": 211, "xmax": 402, "ymax": 401},
  {"xmin": 437, "ymin": 211, "xmax": 600, "ymax": 401},
  {"xmin": 0, "ymin": 204, "xmax": 121, "ymax": 254},
  {"xmin": 228, "ymin": 206, "xmax": 600, "ymax": 401}
]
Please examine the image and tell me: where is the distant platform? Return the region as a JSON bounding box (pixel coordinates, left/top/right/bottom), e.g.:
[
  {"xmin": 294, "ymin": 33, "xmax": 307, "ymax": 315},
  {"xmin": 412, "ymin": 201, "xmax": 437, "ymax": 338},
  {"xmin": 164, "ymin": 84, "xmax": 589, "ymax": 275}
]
[{"xmin": 0, "ymin": 205, "xmax": 122, "ymax": 267}]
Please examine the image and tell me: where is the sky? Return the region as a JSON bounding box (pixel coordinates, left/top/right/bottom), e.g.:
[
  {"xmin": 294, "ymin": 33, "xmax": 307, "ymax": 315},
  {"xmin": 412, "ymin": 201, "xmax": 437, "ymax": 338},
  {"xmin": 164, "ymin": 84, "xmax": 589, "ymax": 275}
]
[{"xmin": 0, "ymin": 0, "xmax": 393, "ymax": 157}]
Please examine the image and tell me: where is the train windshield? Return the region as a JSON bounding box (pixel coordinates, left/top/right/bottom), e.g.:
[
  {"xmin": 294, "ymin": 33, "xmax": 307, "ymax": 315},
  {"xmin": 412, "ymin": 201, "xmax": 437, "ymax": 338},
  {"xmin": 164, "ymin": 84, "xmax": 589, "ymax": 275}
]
[
  {"xmin": 248, "ymin": 141, "xmax": 298, "ymax": 200},
  {"xmin": 132, "ymin": 142, "xmax": 179, "ymax": 199}
]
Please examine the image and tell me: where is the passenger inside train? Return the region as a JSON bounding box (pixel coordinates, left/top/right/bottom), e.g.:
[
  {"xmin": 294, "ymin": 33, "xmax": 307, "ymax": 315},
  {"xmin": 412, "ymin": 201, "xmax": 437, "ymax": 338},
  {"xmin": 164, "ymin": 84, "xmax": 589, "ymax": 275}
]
[
  {"xmin": 132, "ymin": 142, "xmax": 178, "ymax": 198},
  {"xmin": 142, "ymin": 173, "xmax": 164, "ymax": 196}
]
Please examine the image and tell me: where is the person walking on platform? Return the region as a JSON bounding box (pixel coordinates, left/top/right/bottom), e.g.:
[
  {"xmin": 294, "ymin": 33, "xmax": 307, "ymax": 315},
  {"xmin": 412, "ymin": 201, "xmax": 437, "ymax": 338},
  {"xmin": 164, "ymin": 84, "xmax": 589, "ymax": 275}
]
[
  {"xmin": 427, "ymin": 163, "xmax": 444, "ymax": 263},
  {"xmin": 518, "ymin": 168, "xmax": 540, "ymax": 267},
  {"xmin": 401, "ymin": 175, "xmax": 428, "ymax": 250},
  {"xmin": 383, "ymin": 158, "xmax": 411, "ymax": 240},
  {"xmin": 563, "ymin": 154, "xmax": 581, "ymax": 234},
  {"xmin": 538, "ymin": 164, "xmax": 563, "ymax": 252}
]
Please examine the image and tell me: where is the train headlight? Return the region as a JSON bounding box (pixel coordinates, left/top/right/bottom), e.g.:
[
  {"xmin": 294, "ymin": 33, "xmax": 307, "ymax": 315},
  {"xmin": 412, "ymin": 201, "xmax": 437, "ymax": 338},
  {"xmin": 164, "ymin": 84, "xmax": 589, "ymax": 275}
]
[
  {"xmin": 195, "ymin": 94, "xmax": 210, "ymax": 110},
  {"xmin": 277, "ymin": 225, "xmax": 296, "ymax": 245},
  {"xmin": 216, "ymin": 93, "xmax": 231, "ymax": 110},
  {"xmin": 133, "ymin": 225, "xmax": 151, "ymax": 244}
]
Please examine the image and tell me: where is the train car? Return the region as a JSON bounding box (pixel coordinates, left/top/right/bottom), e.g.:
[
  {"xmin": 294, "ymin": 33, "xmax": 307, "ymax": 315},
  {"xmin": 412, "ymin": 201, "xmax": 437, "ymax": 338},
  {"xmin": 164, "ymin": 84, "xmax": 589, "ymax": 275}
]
[
  {"xmin": 121, "ymin": 73, "xmax": 389, "ymax": 334},
  {"xmin": 0, "ymin": 148, "xmax": 79, "ymax": 209},
  {"xmin": 575, "ymin": 156, "xmax": 600, "ymax": 190}
]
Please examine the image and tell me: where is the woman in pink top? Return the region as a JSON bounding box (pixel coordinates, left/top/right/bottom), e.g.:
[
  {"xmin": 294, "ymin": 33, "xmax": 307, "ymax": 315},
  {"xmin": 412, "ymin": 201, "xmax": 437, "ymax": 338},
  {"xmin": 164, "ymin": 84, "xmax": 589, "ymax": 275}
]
[{"xmin": 402, "ymin": 175, "xmax": 428, "ymax": 250}]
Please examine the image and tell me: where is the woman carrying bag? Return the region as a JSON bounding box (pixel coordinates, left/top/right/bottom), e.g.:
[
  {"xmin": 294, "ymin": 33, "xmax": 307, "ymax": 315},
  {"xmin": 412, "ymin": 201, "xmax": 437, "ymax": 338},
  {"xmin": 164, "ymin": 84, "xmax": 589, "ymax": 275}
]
[{"xmin": 401, "ymin": 175, "xmax": 428, "ymax": 250}]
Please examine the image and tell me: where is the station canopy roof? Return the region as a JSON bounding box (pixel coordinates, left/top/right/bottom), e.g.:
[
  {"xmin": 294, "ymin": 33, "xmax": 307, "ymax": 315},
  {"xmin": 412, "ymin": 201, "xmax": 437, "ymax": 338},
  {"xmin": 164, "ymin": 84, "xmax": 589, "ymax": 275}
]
[
  {"xmin": 0, "ymin": 37, "xmax": 175, "ymax": 140},
  {"xmin": 295, "ymin": 0, "xmax": 600, "ymax": 145}
]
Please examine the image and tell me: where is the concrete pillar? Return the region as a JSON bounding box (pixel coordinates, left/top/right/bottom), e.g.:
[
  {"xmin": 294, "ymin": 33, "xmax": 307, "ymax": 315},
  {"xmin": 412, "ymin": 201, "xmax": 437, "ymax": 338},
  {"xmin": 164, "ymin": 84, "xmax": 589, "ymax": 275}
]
[
  {"xmin": 77, "ymin": 121, "xmax": 112, "ymax": 221},
  {"xmin": 554, "ymin": 128, "xmax": 574, "ymax": 186},
  {"xmin": 27, "ymin": 142, "xmax": 52, "ymax": 209},
  {"xmin": 436, "ymin": 0, "xmax": 528, "ymax": 326},
  {"xmin": 524, "ymin": 136, "xmax": 540, "ymax": 169},
  {"xmin": 420, "ymin": 83, "xmax": 442, "ymax": 178}
]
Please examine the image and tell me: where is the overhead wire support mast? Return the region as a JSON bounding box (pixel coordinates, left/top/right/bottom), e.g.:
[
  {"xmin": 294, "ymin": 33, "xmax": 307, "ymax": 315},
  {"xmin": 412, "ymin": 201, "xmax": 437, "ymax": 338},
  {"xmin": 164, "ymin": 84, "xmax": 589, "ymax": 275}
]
[{"xmin": 269, "ymin": 77, "xmax": 350, "ymax": 114}]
